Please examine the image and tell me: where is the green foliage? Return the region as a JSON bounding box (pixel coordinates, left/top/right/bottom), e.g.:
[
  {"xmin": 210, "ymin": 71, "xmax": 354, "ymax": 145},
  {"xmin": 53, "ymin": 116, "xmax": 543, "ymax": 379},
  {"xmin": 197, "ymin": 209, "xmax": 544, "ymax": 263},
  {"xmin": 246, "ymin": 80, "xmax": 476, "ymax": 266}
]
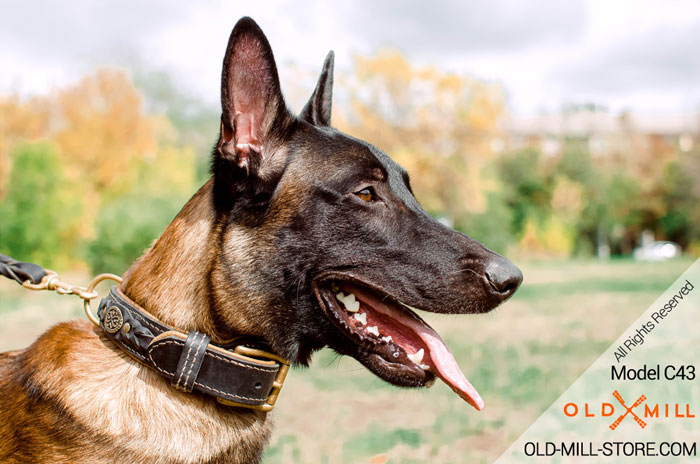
[
  {"xmin": 86, "ymin": 192, "xmax": 187, "ymax": 274},
  {"xmin": 659, "ymin": 152, "xmax": 700, "ymax": 248},
  {"xmin": 342, "ymin": 423, "xmax": 422, "ymax": 460},
  {"xmin": 85, "ymin": 142, "xmax": 198, "ymax": 274},
  {"xmin": 133, "ymin": 69, "xmax": 218, "ymax": 184},
  {"xmin": 497, "ymin": 148, "xmax": 552, "ymax": 238},
  {"xmin": 551, "ymin": 142, "xmax": 648, "ymax": 255},
  {"xmin": 0, "ymin": 142, "xmax": 82, "ymax": 268},
  {"xmin": 556, "ymin": 141, "xmax": 597, "ymax": 187},
  {"xmin": 580, "ymin": 173, "xmax": 644, "ymax": 255},
  {"xmin": 262, "ymin": 434, "xmax": 302, "ymax": 463},
  {"xmin": 457, "ymin": 191, "xmax": 514, "ymax": 254}
]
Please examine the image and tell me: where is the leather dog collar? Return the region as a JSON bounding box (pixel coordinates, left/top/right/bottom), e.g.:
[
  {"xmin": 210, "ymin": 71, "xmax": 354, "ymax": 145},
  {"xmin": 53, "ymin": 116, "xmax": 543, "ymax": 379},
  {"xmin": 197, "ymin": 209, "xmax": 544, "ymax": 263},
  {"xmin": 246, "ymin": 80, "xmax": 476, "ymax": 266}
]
[{"xmin": 96, "ymin": 287, "xmax": 289, "ymax": 411}]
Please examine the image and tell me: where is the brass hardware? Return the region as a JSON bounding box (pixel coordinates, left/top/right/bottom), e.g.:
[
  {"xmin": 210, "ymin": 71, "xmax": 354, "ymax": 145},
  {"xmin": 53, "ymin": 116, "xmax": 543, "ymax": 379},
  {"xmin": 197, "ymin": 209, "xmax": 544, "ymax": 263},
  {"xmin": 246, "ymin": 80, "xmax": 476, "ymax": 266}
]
[
  {"xmin": 216, "ymin": 346, "xmax": 291, "ymax": 412},
  {"xmin": 83, "ymin": 274, "xmax": 123, "ymax": 326},
  {"xmin": 122, "ymin": 322, "xmax": 131, "ymax": 333},
  {"xmin": 103, "ymin": 306, "xmax": 124, "ymax": 333},
  {"xmin": 22, "ymin": 271, "xmax": 122, "ymax": 326},
  {"xmin": 22, "ymin": 271, "xmax": 99, "ymax": 300}
]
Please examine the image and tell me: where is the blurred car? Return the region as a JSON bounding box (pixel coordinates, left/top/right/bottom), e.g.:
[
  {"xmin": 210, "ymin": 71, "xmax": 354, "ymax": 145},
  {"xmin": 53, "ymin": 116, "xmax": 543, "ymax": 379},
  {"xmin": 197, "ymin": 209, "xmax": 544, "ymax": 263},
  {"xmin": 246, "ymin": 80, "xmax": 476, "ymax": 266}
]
[{"xmin": 633, "ymin": 241, "xmax": 682, "ymax": 261}]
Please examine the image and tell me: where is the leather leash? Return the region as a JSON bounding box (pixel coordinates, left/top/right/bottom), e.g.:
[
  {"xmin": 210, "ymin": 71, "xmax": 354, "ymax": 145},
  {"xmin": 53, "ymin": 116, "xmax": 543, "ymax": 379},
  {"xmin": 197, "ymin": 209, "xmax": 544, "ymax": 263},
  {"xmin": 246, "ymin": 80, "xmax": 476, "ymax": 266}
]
[{"xmin": 0, "ymin": 253, "xmax": 290, "ymax": 412}]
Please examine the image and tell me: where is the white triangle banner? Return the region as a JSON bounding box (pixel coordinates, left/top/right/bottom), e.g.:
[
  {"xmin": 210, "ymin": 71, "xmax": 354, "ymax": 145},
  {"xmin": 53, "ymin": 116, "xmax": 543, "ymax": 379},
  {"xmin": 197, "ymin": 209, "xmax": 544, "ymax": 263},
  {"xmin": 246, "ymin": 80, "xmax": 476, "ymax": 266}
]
[{"xmin": 497, "ymin": 259, "xmax": 700, "ymax": 463}]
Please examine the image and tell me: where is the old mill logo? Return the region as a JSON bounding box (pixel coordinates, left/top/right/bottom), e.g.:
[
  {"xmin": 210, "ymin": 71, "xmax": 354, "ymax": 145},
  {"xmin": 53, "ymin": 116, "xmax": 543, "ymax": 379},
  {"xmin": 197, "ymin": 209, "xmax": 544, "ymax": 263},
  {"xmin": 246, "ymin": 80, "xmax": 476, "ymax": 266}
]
[
  {"xmin": 609, "ymin": 391, "xmax": 646, "ymax": 430},
  {"xmin": 563, "ymin": 390, "xmax": 695, "ymax": 430}
]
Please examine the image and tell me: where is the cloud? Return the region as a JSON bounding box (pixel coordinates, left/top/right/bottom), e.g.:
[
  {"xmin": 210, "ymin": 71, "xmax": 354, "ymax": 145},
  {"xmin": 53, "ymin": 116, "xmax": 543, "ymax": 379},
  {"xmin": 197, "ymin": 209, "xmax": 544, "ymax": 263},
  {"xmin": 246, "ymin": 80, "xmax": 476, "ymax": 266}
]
[
  {"xmin": 0, "ymin": 0, "xmax": 202, "ymax": 64},
  {"xmin": 554, "ymin": 21, "xmax": 700, "ymax": 94},
  {"xmin": 1, "ymin": 0, "xmax": 699, "ymax": 115},
  {"xmin": 340, "ymin": 0, "xmax": 587, "ymax": 56},
  {"xmin": 541, "ymin": 16, "xmax": 700, "ymax": 112}
]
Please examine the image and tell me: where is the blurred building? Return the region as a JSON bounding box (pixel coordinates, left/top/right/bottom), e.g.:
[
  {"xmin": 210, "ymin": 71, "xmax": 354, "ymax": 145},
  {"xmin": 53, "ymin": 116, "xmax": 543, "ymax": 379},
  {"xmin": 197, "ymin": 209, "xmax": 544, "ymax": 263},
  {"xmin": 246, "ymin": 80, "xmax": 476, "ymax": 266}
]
[{"xmin": 501, "ymin": 109, "xmax": 700, "ymax": 158}]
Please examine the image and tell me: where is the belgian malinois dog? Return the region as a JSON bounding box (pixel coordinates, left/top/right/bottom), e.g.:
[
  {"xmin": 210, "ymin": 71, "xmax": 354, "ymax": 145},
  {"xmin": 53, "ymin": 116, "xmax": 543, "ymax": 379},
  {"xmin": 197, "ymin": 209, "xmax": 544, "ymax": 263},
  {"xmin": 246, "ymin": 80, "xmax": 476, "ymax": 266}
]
[{"xmin": 0, "ymin": 17, "xmax": 522, "ymax": 463}]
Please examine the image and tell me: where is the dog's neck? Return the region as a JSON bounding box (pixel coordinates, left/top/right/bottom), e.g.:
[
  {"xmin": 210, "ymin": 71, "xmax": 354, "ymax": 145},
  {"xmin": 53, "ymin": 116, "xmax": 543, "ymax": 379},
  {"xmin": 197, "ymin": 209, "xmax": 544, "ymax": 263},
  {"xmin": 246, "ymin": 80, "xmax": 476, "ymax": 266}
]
[{"xmin": 120, "ymin": 179, "xmax": 221, "ymax": 338}]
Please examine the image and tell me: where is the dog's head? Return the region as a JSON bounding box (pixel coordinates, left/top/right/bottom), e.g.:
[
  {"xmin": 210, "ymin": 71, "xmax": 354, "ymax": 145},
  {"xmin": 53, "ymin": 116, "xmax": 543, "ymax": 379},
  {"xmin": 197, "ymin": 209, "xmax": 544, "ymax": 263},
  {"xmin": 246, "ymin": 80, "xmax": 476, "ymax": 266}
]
[{"xmin": 209, "ymin": 17, "xmax": 522, "ymax": 410}]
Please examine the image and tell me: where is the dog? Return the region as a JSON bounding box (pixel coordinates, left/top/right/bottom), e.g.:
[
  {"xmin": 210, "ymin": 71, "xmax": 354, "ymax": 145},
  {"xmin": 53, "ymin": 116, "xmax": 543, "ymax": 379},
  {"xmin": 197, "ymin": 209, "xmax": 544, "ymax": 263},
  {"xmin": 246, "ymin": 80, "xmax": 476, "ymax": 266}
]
[{"xmin": 0, "ymin": 17, "xmax": 522, "ymax": 463}]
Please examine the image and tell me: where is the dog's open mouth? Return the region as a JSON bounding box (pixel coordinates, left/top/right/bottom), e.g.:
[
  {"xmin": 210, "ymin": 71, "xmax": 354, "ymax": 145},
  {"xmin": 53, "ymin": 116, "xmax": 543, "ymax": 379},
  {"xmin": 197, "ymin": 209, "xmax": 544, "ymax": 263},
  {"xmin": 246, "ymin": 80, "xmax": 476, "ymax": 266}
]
[{"xmin": 314, "ymin": 278, "xmax": 484, "ymax": 411}]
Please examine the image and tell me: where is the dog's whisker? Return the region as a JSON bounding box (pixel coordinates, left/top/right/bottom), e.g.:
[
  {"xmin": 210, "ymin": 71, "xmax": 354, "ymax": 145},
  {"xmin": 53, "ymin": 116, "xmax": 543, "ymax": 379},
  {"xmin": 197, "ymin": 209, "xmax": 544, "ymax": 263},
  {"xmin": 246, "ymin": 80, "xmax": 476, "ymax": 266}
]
[{"xmin": 323, "ymin": 352, "xmax": 342, "ymax": 368}]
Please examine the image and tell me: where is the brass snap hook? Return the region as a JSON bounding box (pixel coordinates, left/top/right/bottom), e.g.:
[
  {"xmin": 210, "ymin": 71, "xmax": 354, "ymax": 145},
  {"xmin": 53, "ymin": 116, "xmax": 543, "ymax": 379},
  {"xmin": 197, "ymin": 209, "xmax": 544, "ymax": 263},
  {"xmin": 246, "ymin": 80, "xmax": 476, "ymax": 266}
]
[{"xmin": 83, "ymin": 273, "xmax": 122, "ymax": 326}]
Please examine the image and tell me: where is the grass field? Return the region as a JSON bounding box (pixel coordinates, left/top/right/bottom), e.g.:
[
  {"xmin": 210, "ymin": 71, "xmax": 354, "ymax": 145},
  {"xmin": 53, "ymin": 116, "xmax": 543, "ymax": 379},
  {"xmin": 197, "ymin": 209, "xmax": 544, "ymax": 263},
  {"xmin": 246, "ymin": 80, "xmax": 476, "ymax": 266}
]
[{"xmin": 0, "ymin": 258, "xmax": 693, "ymax": 463}]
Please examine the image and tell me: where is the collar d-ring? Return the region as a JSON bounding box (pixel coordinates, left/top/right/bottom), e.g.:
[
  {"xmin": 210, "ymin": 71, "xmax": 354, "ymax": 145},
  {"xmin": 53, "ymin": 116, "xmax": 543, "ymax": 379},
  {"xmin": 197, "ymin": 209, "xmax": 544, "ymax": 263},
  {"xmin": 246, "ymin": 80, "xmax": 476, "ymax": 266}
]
[{"xmin": 83, "ymin": 273, "xmax": 123, "ymax": 326}]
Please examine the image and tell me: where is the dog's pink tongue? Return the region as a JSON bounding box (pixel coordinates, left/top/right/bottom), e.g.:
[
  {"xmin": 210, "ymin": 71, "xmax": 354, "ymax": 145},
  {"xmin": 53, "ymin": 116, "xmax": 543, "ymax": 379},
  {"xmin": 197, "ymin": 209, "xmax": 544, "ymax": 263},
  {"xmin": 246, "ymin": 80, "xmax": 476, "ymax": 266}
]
[
  {"xmin": 407, "ymin": 318, "xmax": 485, "ymax": 411},
  {"xmin": 348, "ymin": 285, "xmax": 484, "ymax": 410}
]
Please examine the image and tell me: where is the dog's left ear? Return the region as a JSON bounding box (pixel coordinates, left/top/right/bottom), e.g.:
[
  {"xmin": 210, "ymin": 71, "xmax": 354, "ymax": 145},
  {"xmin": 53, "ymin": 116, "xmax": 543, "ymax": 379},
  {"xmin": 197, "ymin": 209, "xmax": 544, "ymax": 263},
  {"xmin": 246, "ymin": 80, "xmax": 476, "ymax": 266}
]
[
  {"xmin": 216, "ymin": 17, "xmax": 293, "ymax": 178},
  {"xmin": 300, "ymin": 51, "xmax": 334, "ymax": 127}
]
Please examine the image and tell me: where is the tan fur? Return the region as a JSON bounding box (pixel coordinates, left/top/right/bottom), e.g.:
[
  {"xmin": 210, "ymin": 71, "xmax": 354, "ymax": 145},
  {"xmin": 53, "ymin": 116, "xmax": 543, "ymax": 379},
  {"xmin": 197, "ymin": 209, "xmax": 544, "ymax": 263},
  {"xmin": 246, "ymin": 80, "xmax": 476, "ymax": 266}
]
[
  {"xmin": 213, "ymin": 226, "xmax": 276, "ymax": 338},
  {"xmin": 209, "ymin": 169, "xmax": 310, "ymax": 342},
  {"xmin": 121, "ymin": 180, "xmax": 219, "ymax": 336},
  {"xmin": 0, "ymin": 180, "xmax": 273, "ymax": 463}
]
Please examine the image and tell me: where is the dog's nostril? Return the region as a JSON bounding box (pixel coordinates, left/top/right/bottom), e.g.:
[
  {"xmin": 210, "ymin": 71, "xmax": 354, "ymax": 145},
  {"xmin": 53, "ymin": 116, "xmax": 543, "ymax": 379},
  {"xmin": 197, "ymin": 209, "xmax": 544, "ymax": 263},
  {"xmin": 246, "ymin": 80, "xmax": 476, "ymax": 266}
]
[
  {"xmin": 484, "ymin": 258, "xmax": 523, "ymax": 299},
  {"xmin": 499, "ymin": 281, "xmax": 517, "ymax": 294}
]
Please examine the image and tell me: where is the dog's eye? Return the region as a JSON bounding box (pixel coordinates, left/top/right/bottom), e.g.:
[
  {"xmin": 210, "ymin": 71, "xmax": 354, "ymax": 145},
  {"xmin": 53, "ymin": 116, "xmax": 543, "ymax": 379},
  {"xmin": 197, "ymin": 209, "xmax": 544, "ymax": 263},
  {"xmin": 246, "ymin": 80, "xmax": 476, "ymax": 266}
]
[{"xmin": 356, "ymin": 188, "xmax": 374, "ymax": 202}]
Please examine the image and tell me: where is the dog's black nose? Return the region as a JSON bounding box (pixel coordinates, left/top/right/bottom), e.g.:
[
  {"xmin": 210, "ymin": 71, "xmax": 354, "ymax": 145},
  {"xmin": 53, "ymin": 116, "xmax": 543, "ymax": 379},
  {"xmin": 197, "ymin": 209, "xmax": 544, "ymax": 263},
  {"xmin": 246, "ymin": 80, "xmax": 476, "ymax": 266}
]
[{"xmin": 484, "ymin": 257, "xmax": 523, "ymax": 300}]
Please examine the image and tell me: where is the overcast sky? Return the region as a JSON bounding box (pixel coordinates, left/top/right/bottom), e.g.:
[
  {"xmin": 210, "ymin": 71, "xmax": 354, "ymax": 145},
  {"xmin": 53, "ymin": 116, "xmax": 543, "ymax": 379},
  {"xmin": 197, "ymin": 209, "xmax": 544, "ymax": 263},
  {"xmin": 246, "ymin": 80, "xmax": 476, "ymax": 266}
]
[{"xmin": 1, "ymin": 0, "xmax": 699, "ymax": 116}]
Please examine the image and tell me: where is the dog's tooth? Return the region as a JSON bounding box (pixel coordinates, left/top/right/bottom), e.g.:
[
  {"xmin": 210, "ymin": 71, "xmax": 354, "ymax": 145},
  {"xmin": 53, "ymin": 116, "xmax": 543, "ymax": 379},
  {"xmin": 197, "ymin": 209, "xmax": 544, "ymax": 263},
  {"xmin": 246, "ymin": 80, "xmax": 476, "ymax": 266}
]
[
  {"xmin": 354, "ymin": 312, "xmax": 367, "ymax": 325},
  {"xmin": 407, "ymin": 348, "xmax": 424, "ymax": 364},
  {"xmin": 419, "ymin": 363, "xmax": 430, "ymax": 370},
  {"xmin": 366, "ymin": 326, "xmax": 379, "ymax": 336},
  {"xmin": 346, "ymin": 293, "xmax": 360, "ymax": 312},
  {"xmin": 381, "ymin": 335, "xmax": 393, "ymax": 343},
  {"xmin": 337, "ymin": 292, "xmax": 360, "ymax": 312},
  {"xmin": 345, "ymin": 299, "xmax": 360, "ymax": 312}
]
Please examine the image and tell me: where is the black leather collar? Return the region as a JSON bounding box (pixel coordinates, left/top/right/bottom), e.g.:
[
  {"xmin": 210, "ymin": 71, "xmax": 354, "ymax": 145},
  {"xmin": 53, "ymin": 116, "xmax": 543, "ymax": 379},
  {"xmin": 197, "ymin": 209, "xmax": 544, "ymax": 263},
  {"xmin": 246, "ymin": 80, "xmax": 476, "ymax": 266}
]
[{"xmin": 96, "ymin": 287, "xmax": 289, "ymax": 411}]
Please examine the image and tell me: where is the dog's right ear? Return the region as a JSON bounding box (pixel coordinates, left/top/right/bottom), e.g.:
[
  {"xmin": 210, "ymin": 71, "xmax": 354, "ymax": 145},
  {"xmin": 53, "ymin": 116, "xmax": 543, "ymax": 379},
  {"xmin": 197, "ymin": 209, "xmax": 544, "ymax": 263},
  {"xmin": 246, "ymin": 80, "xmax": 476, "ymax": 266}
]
[
  {"xmin": 300, "ymin": 51, "xmax": 334, "ymax": 126},
  {"xmin": 216, "ymin": 17, "xmax": 292, "ymax": 178}
]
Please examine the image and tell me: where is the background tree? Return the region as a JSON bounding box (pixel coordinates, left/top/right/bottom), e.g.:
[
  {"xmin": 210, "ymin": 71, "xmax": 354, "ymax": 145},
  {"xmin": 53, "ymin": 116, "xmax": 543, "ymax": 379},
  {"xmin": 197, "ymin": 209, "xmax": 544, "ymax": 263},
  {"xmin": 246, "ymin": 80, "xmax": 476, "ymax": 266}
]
[
  {"xmin": 338, "ymin": 50, "xmax": 504, "ymax": 225},
  {"xmin": 0, "ymin": 142, "xmax": 82, "ymax": 267},
  {"xmin": 659, "ymin": 149, "xmax": 700, "ymax": 251},
  {"xmin": 1, "ymin": 56, "xmax": 699, "ymax": 267}
]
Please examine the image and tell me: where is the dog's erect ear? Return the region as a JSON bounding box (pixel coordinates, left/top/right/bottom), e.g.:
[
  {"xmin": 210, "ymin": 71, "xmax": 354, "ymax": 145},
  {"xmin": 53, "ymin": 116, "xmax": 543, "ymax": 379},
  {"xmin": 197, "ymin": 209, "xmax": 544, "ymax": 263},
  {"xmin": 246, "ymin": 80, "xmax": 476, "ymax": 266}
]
[
  {"xmin": 216, "ymin": 17, "xmax": 292, "ymax": 176},
  {"xmin": 300, "ymin": 51, "xmax": 334, "ymax": 127}
]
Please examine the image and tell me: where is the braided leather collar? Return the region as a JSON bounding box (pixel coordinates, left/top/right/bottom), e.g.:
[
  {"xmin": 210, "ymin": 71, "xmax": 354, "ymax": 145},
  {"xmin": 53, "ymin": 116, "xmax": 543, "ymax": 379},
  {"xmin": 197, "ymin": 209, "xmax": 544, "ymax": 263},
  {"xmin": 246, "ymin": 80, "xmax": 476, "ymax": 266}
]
[{"xmin": 96, "ymin": 287, "xmax": 289, "ymax": 411}]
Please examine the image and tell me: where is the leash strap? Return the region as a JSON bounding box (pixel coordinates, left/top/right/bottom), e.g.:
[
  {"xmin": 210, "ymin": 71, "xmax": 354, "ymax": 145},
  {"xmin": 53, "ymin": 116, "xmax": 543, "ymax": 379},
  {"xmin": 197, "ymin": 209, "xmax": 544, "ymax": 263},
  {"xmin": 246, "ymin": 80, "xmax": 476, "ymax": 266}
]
[
  {"xmin": 97, "ymin": 287, "xmax": 289, "ymax": 410},
  {"xmin": 0, "ymin": 253, "xmax": 47, "ymax": 285}
]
